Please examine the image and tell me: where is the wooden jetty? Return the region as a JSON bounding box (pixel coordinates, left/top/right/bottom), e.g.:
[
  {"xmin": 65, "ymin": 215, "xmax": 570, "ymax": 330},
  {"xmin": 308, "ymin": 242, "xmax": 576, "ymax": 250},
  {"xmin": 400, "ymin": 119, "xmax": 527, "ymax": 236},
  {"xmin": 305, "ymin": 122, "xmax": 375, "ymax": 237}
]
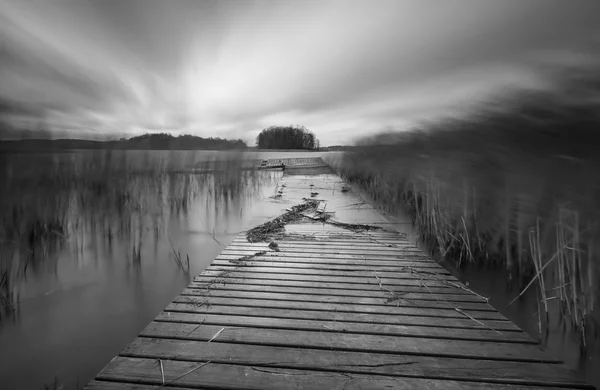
[
  {"xmin": 189, "ymin": 157, "xmax": 326, "ymax": 173},
  {"xmin": 87, "ymin": 159, "xmax": 592, "ymax": 389}
]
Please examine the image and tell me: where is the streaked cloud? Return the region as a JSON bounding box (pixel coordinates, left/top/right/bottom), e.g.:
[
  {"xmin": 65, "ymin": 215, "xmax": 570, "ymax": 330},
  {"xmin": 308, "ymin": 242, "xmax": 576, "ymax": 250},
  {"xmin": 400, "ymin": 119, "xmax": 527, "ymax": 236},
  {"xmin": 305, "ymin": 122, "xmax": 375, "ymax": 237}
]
[{"xmin": 0, "ymin": 0, "xmax": 599, "ymax": 145}]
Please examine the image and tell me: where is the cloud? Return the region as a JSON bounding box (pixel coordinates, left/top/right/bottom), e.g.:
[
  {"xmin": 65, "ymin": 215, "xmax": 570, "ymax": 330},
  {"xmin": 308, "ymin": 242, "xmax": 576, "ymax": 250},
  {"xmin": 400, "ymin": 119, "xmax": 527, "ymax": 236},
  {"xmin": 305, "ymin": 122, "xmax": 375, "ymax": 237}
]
[{"xmin": 0, "ymin": 0, "xmax": 599, "ymax": 144}]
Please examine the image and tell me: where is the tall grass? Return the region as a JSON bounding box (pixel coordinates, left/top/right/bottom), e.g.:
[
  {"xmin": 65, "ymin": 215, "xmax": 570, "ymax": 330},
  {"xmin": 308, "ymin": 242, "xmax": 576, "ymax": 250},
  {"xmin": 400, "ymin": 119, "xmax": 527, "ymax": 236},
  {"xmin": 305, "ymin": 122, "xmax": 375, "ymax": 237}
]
[
  {"xmin": 0, "ymin": 149, "xmax": 267, "ymax": 319},
  {"xmin": 332, "ymin": 67, "xmax": 600, "ymax": 345}
]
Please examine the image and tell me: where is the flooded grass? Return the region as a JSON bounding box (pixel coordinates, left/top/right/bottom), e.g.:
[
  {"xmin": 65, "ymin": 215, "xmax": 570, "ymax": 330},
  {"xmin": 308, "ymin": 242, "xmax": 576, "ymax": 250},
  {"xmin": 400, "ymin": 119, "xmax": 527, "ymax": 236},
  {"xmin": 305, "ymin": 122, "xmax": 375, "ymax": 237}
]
[
  {"xmin": 0, "ymin": 150, "xmax": 266, "ymax": 320},
  {"xmin": 330, "ymin": 70, "xmax": 600, "ymax": 349}
]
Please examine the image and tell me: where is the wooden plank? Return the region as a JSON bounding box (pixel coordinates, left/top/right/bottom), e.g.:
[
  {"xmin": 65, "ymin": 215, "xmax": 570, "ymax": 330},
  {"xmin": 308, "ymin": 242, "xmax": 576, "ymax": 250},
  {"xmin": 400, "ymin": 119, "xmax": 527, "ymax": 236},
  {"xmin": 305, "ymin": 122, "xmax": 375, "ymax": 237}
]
[
  {"xmin": 282, "ymin": 233, "xmax": 407, "ymax": 240},
  {"xmin": 216, "ymin": 254, "xmax": 444, "ymax": 268},
  {"xmin": 191, "ymin": 277, "xmax": 473, "ymax": 295},
  {"xmin": 212, "ymin": 259, "xmax": 450, "ymax": 273},
  {"xmin": 172, "ymin": 296, "xmax": 509, "ymax": 321},
  {"xmin": 188, "ymin": 283, "xmax": 483, "ymax": 302},
  {"xmin": 249, "ymin": 240, "xmax": 419, "ymax": 249},
  {"xmin": 221, "ymin": 249, "xmax": 430, "ymax": 260},
  {"xmin": 154, "ymin": 312, "xmax": 533, "ymax": 343},
  {"xmin": 229, "ymin": 244, "xmax": 423, "ymax": 253},
  {"xmin": 270, "ymin": 242, "xmax": 420, "ymax": 250},
  {"xmin": 165, "ymin": 303, "xmax": 521, "ymax": 331},
  {"xmin": 140, "ymin": 321, "xmax": 555, "ymax": 362},
  {"xmin": 316, "ymin": 201, "xmax": 327, "ymax": 213},
  {"xmin": 97, "ymin": 357, "xmax": 572, "ymax": 390},
  {"xmin": 180, "ymin": 289, "xmax": 493, "ymax": 312},
  {"xmin": 232, "ymin": 238, "xmax": 413, "ymax": 246},
  {"xmin": 283, "ymin": 228, "xmax": 403, "ymax": 235},
  {"xmin": 201, "ymin": 267, "xmax": 456, "ymax": 281},
  {"xmin": 85, "ymin": 381, "xmax": 195, "ymax": 389},
  {"xmin": 122, "ymin": 338, "xmax": 586, "ymax": 387},
  {"xmin": 263, "ymin": 235, "xmax": 409, "ymax": 242},
  {"xmin": 195, "ymin": 272, "xmax": 462, "ymax": 288}
]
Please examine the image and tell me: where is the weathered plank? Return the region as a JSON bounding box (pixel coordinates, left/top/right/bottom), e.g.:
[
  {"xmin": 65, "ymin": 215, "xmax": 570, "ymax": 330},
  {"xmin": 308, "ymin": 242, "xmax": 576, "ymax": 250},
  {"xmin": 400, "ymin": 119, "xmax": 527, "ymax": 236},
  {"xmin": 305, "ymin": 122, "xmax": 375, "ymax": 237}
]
[
  {"xmin": 179, "ymin": 289, "xmax": 493, "ymax": 311},
  {"xmin": 236, "ymin": 235, "xmax": 411, "ymax": 242},
  {"xmin": 122, "ymin": 338, "xmax": 586, "ymax": 387},
  {"xmin": 222, "ymin": 249, "xmax": 430, "ymax": 259},
  {"xmin": 283, "ymin": 228, "xmax": 402, "ymax": 235},
  {"xmin": 216, "ymin": 253, "xmax": 444, "ymax": 268},
  {"xmin": 165, "ymin": 302, "xmax": 521, "ymax": 331},
  {"xmin": 259, "ymin": 235, "xmax": 409, "ymax": 243},
  {"xmin": 201, "ymin": 267, "xmax": 456, "ymax": 281},
  {"xmin": 192, "ymin": 276, "xmax": 471, "ymax": 295},
  {"xmin": 187, "ymin": 282, "xmax": 484, "ymax": 302},
  {"xmin": 140, "ymin": 321, "xmax": 555, "ymax": 362},
  {"xmin": 232, "ymin": 238, "xmax": 414, "ymax": 247},
  {"xmin": 172, "ymin": 295, "xmax": 509, "ymax": 320},
  {"xmin": 195, "ymin": 271, "xmax": 463, "ymax": 288},
  {"xmin": 85, "ymin": 381, "xmax": 194, "ymax": 390},
  {"xmin": 154, "ymin": 312, "xmax": 533, "ymax": 343},
  {"xmin": 212, "ymin": 259, "xmax": 451, "ymax": 274},
  {"xmin": 96, "ymin": 357, "xmax": 573, "ymax": 390},
  {"xmin": 241, "ymin": 240, "xmax": 419, "ymax": 248},
  {"xmin": 282, "ymin": 233, "xmax": 406, "ymax": 241},
  {"xmin": 221, "ymin": 249, "xmax": 430, "ymax": 260},
  {"xmin": 229, "ymin": 244, "xmax": 423, "ymax": 253}
]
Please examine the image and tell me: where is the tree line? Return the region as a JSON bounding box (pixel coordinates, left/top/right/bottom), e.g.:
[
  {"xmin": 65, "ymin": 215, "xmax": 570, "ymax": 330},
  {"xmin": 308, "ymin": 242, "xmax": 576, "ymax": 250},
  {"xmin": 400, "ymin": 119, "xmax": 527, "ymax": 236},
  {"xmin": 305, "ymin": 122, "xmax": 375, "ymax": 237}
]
[
  {"xmin": 256, "ymin": 125, "xmax": 319, "ymax": 150},
  {"xmin": 0, "ymin": 133, "xmax": 247, "ymax": 152}
]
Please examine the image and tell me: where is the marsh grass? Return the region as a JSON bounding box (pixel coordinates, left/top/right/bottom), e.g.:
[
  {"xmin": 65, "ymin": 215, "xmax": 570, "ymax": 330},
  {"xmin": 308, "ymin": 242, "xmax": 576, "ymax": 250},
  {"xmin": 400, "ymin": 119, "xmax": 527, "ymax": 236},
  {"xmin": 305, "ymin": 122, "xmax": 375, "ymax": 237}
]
[
  {"xmin": 332, "ymin": 69, "xmax": 600, "ymax": 345},
  {"xmin": 0, "ymin": 149, "xmax": 267, "ymax": 318}
]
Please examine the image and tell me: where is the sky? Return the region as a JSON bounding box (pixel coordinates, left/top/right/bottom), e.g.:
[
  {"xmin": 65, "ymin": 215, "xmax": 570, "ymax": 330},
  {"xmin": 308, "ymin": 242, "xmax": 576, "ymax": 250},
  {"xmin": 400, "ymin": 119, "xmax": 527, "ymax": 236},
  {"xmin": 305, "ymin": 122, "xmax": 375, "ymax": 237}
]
[{"xmin": 1, "ymin": 0, "xmax": 599, "ymax": 146}]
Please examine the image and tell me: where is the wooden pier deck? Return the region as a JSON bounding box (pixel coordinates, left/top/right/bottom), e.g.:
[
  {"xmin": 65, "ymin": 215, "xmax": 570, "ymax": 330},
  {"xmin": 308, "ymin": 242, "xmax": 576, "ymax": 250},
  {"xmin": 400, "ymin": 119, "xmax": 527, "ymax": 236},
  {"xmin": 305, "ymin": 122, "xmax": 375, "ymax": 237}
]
[{"xmin": 87, "ymin": 160, "xmax": 591, "ymax": 389}]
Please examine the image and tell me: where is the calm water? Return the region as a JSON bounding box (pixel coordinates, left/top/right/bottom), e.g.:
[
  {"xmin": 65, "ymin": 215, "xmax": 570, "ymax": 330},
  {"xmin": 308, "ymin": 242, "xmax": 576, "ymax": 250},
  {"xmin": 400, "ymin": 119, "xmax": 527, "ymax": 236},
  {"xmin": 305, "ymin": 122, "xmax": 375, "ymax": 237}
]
[{"xmin": 0, "ymin": 150, "xmax": 337, "ymax": 390}]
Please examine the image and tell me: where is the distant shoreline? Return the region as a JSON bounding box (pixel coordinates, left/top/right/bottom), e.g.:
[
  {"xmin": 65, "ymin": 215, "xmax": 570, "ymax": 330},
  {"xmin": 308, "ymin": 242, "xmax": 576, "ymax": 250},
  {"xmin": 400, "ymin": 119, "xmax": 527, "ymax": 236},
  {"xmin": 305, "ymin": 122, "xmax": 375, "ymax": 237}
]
[{"xmin": 0, "ymin": 140, "xmax": 354, "ymax": 153}]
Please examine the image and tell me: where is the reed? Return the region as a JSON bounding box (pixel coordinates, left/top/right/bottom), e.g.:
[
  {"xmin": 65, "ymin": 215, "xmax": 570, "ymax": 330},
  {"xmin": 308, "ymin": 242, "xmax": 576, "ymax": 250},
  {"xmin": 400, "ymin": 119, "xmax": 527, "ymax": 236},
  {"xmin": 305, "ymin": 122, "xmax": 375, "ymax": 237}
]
[
  {"xmin": 0, "ymin": 149, "xmax": 266, "ymax": 319},
  {"xmin": 330, "ymin": 68, "xmax": 600, "ymax": 344}
]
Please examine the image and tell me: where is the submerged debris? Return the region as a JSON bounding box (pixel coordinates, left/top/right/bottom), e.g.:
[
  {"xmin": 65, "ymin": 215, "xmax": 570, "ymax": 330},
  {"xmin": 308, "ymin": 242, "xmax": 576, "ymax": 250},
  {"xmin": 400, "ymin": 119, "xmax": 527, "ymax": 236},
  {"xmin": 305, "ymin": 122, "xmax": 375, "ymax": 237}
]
[
  {"xmin": 246, "ymin": 199, "xmax": 320, "ymax": 242},
  {"xmin": 246, "ymin": 197, "xmax": 391, "ymax": 243}
]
